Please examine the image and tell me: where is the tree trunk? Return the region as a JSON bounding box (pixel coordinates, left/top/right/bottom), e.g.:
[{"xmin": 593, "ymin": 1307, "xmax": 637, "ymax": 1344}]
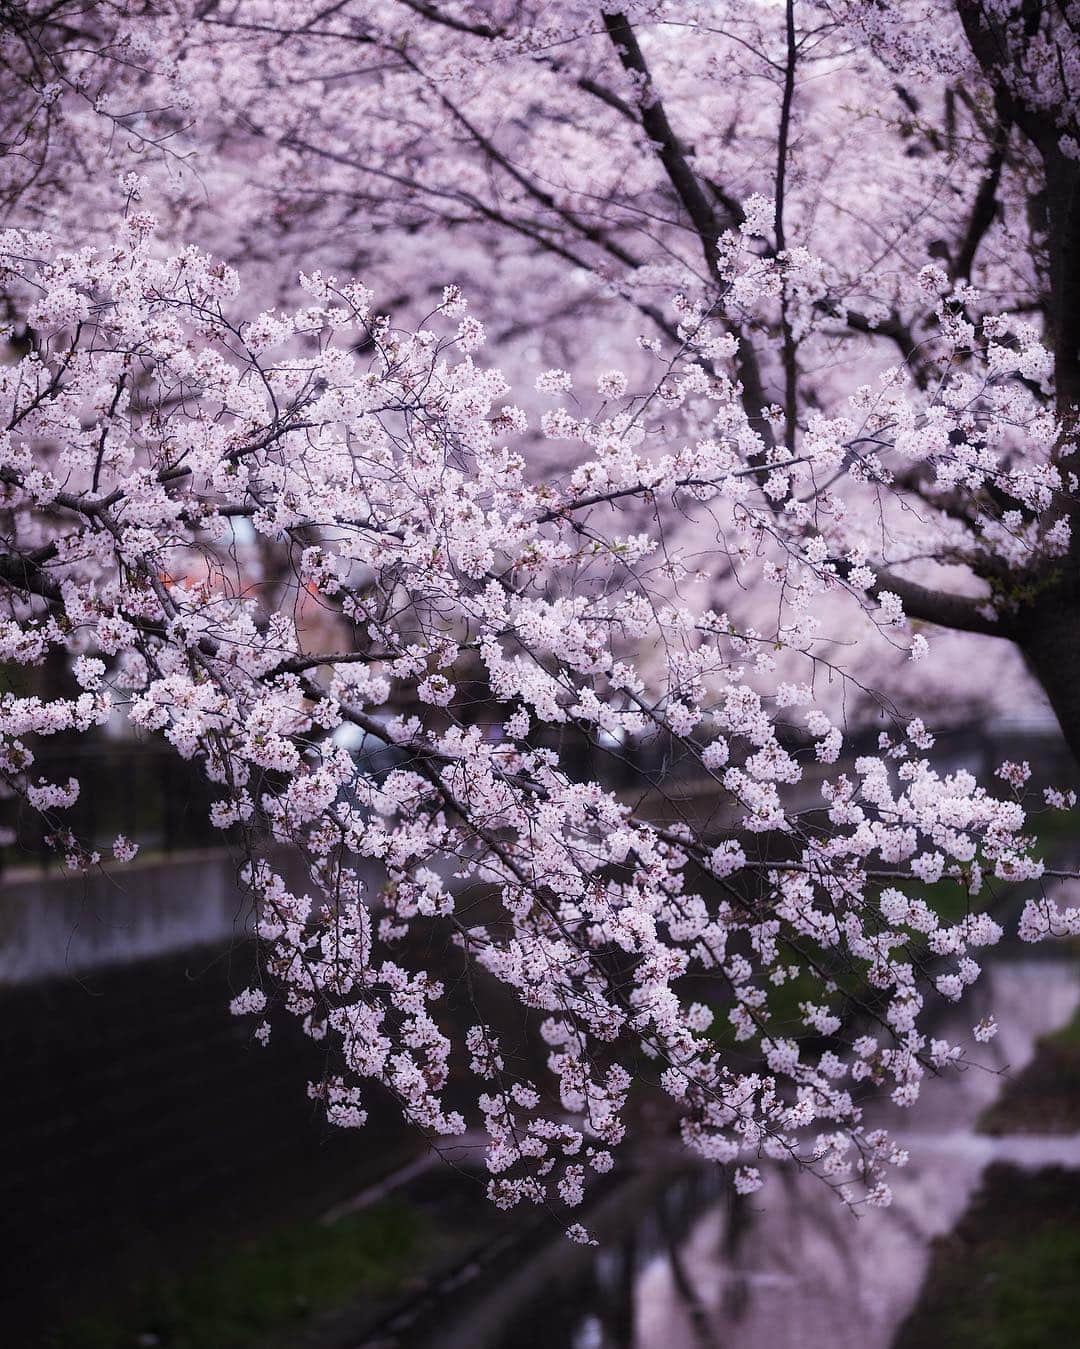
[{"xmin": 1016, "ymin": 597, "xmax": 1080, "ymax": 772}]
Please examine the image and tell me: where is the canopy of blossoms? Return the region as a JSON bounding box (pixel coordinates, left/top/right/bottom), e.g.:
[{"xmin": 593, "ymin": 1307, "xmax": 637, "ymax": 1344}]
[{"xmin": 2, "ymin": 0, "xmax": 1080, "ymax": 1238}]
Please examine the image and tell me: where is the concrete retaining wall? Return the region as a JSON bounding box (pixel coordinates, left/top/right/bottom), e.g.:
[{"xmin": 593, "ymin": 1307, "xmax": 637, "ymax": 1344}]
[{"xmin": 0, "ymin": 848, "xmax": 251, "ymax": 986}]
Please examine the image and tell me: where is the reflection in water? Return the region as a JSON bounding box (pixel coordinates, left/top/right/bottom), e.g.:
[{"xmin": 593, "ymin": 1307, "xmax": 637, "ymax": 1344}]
[{"xmin": 423, "ymin": 958, "xmax": 1079, "ymax": 1349}]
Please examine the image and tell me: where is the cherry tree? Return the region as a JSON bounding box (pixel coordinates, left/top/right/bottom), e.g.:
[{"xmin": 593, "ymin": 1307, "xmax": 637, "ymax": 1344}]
[
  {"xmin": 5, "ymin": 0, "xmax": 1079, "ymax": 731},
  {"xmin": 2, "ymin": 0, "xmax": 1080, "ymax": 1233}
]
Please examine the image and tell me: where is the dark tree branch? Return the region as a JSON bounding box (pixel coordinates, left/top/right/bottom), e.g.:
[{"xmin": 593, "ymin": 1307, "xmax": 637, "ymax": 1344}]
[
  {"xmin": 601, "ymin": 10, "xmax": 776, "ymax": 450},
  {"xmin": 870, "ymin": 568, "xmax": 1008, "ymax": 638},
  {"xmin": 951, "ymin": 112, "xmax": 1011, "ymax": 281},
  {"xmin": 775, "ymin": 0, "xmax": 799, "ymax": 449}
]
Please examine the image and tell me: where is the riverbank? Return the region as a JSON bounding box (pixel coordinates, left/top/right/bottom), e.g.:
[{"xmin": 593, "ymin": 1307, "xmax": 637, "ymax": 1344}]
[
  {"xmin": 13, "ymin": 837, "xmax": 1080, "ymax": 1347},
  {"xmin": 894, "ymin": 1164, "xmax": 1080, "ymax": 1349},
  {"xmin": 978, "ymin": 997, "xmax": 1080, "ymax": 1135}
]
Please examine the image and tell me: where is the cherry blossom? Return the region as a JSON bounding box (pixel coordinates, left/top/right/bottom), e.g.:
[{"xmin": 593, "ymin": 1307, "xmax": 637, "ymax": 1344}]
[{"xmin": 3, "ymin": 0, "xmax": 1080, "ymax": 1234}]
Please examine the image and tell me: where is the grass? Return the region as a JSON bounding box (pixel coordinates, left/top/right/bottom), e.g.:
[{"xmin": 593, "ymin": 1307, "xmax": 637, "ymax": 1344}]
[
  {"xmin": 979, "ymin": 998, "xmax": 1080, "ymax": 1135},
  {"xmin": 704, "ymin": 874, "xmax": 996, "ymax": 1055},
  {"xmin": 1043, "ymin": 1000, "xmax": 1080, "ymax": 1051},
  {"xmin": 46, "ymin": 1201, "xmax": 424, "ymax": 1349},
  {"xmin": 1029, "ymin": 803, "xmax": 1080, "ymax": 850},
  {"xmin": 895, "ymin": 1165, "xmax": 1080, "ymax": 1349},
  {"xmin": 908, "ymin": 875, "xmax": 984, "ymax": 926}
]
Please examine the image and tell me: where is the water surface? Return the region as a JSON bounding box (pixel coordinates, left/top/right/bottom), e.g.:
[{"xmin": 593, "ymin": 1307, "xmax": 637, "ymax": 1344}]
[{"xmin": 420, "ymin": 957, "xmax": 1079, "ymax": 1349}]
